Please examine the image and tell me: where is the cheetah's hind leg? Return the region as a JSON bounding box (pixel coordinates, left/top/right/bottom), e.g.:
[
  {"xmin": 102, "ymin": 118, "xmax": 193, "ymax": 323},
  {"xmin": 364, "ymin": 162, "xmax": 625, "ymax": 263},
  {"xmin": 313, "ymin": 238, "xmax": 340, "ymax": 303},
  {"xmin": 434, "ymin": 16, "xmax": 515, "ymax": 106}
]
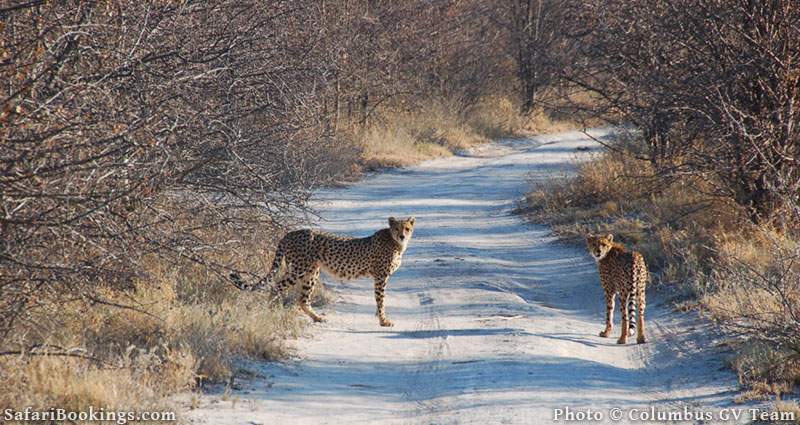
[
  {"xmin": 636, "ymin": 285, "xmax": 647, "ymax": 344},
  {"xmin": 599, "ymin": 291, "xmax": 614, "ymax": 337},
  {"xmin": 617, "ymin": 293, "xmax": 630, "ymax": 344},
  {"xmin": 298, "ymin": 268, "xmax": 326, "ymax": 323},
  {"xmin": 268, "ymin": 265, "xmax": 302, "ymax": 307}
]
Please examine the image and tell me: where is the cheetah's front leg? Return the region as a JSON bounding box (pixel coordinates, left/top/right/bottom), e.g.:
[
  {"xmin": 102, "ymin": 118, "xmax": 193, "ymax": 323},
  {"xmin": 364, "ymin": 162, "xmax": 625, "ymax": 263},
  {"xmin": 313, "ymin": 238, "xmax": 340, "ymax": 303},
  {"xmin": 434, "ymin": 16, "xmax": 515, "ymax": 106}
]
[{"xmin": 374, "ymin": 276, "xmax": 393, "ymax": 327}]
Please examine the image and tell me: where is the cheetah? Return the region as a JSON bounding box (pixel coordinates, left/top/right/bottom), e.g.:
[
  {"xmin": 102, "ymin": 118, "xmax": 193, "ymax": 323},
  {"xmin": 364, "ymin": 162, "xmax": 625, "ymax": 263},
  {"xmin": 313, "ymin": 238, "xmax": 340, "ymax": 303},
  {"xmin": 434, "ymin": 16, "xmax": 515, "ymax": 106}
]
[
  {"xmin": 230, "ymin": 217, "xmax": 415, "ymax": 327},
  {"xmin": 586, "ymin": 234, "xmax": 648, "ymax": 344}
]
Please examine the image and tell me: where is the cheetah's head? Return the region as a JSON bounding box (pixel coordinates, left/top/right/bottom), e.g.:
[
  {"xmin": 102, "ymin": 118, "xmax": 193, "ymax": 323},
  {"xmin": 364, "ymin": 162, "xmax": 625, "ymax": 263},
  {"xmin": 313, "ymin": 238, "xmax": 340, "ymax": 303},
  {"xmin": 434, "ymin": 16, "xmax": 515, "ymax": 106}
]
[
  {"xmin": 586, "ymin": 233, "xmax": 614, "ymax": 261},
  {"xmin": 388, "ymin": 216, "xmax": 415, "ymax": 247}
]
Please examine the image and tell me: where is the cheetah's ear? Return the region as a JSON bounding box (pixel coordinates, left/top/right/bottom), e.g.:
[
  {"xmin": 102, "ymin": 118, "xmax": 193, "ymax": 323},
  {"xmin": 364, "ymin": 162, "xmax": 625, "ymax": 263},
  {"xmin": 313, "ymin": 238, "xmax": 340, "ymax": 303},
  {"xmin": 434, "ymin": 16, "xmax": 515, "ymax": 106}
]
[
  {"xmin": 388, "ymin": 217, "xmax": 398, "ymax": 227},
  {"xmin": 408, "ymin": 216, "xmax": 416, "ymax": 226},
  {"xmin": 605, "ymin": 234, "xmax": 614, "ymax": 242}
]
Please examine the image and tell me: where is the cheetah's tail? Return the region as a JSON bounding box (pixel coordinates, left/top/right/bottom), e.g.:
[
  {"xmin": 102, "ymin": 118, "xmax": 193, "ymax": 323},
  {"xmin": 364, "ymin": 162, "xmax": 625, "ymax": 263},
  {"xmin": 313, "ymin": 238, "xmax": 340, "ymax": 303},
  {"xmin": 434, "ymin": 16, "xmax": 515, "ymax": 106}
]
[
  {"xmin": 627, "ymin": 295, "xmax": 637, "ymax": 333},
  {"xmin": 229, "ymin": 244, "xmax": 286, "ymax": 291},
  {"xmin": 229, "ymin": 272, "xmax": 260, "ymax": 291}
]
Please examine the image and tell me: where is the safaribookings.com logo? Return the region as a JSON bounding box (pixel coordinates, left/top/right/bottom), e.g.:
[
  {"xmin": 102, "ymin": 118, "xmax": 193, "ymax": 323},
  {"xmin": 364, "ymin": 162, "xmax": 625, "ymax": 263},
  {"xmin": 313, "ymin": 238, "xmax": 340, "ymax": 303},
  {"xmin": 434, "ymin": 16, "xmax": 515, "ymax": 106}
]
[
  {"xmin": 2, "ymin": 407, "xmax": 176, "ymax": 424},
  {"xmin": 553, "ymin": 405, "xmax": 796, "ymax": 423}
]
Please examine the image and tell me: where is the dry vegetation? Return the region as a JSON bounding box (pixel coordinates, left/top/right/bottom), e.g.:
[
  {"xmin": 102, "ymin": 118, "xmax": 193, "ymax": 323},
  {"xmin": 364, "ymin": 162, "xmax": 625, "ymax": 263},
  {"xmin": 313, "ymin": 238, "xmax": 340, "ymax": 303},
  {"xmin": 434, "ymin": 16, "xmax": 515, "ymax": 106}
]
[
  {"xmin": 358, "ymin": 96, "xmax": 530, "ymax": 169},
  {"xmin": 0, "ymin": 235, "xmax": 304, "ymax": 414},
  {"xmin": 3, "ymin": 0, "xmax": 796, "ymax": 417}
]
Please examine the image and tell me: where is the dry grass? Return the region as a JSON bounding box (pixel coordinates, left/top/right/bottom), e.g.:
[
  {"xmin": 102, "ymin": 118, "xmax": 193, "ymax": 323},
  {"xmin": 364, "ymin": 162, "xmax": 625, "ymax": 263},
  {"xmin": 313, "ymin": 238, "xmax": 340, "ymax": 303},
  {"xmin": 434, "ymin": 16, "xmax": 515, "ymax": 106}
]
[
  {"xmin": 358, "ymin": 100, "xmax": 486, "ymax": 169},
  {"xmin": 522, "ymin": 89, "xmax": 605, "ymax": 134},
  {"xmin": 704, "ymin": 233, "xmax": 800, "ymax": 397},
  {"xmin": 772, "ymin": 401, "xmax": 800, "ymax": 424},
  {"xmin": 0, "ymin": 356, "xmax": 176, "ymax": 413},
  {"xmin": 730, "ymin": 342, "xmax": 798, "ymax": 403},
  {"xmin": 358, "ymin": 96, "xmax": 530, "ymax": 169},
  {"xmin": 466, "ymin": 95, "xmax": 528, "ymax": 139},
  {"xmin": 523, "ymin": 107, "xmax": 584, "ymax": 135},
  {"xmin": 354, "ymin": 93, "xmax": 587, "ymax": 170},
  {"xmin": 360, "ymin": 120, "xmax": 456, "ymax": 169},
  {"xmin": 0, "ymin": 238, "xmax": 305, "ymax": 417}
]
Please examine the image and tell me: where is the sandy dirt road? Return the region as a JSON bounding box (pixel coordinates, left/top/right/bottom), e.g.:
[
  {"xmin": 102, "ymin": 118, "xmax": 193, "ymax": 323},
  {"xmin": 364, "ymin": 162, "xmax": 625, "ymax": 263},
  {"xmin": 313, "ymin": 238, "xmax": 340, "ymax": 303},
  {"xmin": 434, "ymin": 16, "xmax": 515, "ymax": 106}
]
[{"xmin": 186, "ymin": 129, "xmax": 744, "ymax": 424}]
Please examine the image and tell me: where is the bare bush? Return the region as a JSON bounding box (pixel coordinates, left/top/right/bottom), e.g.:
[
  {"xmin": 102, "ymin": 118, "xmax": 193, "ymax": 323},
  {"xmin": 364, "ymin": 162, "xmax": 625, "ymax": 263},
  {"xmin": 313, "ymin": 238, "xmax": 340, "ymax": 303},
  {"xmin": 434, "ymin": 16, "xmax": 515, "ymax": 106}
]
[
  {"xmin": 563, "ymin": 0, "xmax": 800, "ymax": 223},
  {"xmin": 0, "ymin": 0, "xmax": 342, "ymax": 343}
]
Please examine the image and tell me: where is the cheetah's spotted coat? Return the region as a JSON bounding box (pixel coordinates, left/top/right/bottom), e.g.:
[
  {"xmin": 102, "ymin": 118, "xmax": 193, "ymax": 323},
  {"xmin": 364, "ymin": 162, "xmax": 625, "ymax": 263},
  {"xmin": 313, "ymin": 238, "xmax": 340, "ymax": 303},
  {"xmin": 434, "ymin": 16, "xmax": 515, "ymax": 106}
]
[
  {"xmin": 586, "ymin": 234, "xmax": 648, "ymax": 344},
  {"xmin": 231, "ymin": 217, "xmax": 415, "ymax": 326}
]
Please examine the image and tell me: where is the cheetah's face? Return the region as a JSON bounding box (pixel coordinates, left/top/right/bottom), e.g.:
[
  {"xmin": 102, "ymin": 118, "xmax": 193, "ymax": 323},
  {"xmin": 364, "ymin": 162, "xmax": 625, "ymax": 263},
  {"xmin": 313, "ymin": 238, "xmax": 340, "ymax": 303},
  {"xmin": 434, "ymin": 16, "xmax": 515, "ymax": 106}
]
[
  {"xmin": 586, "ymin": 234, "xmax": 614, "ymax": 261},
  {"xmin": 388, "ymin": 216, "xmax": 415, "ymax": 247}
]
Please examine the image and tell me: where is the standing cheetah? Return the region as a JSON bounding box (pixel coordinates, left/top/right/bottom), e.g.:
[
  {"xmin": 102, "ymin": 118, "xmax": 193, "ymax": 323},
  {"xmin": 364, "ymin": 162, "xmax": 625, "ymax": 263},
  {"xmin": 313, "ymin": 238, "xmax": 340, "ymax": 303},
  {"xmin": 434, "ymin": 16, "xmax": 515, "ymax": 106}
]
[
  {"xmin": 586, "ymin": 234, "xmax": 648, "ymax": 344},
  {"xmin": 230, "ymin": 217, "xmax": 415, "ymax": 327}
]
